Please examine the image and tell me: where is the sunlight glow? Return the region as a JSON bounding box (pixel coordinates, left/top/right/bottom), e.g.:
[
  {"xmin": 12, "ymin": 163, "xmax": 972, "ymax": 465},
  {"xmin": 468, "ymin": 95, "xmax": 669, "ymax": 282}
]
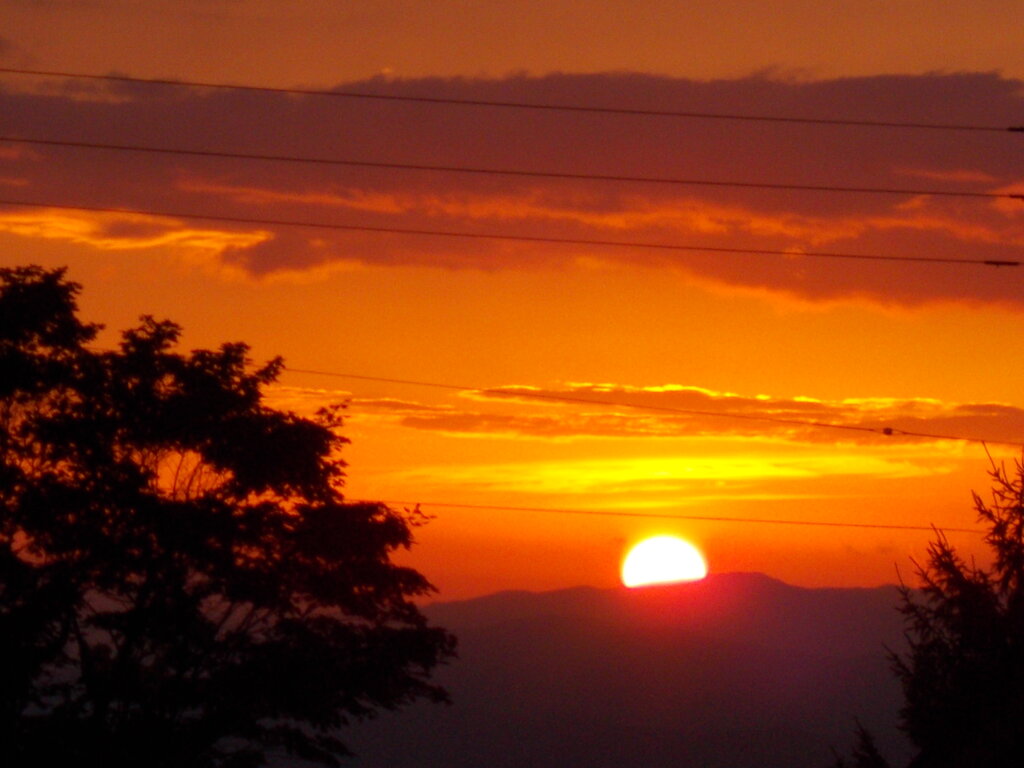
[{"xmin": 621, "ymin": 535, "xmax": 708, "ymax": 587}]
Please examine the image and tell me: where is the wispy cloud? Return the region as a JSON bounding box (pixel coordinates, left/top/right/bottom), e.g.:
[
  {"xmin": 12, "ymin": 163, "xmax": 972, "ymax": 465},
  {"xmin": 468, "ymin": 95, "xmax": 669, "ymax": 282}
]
[
  {"xmin": 0, "ymin": 207, "xmax": 267, "ymax": 253},
  {"xmin": 330, "ymin": 381, "xmax": 1024, "ymax": 447},
  {"xmin": 376, "ymin": 447, "xmax": 949, "ymax": 505},
  {"xmin": 3, "ymin": 71, "xmax": 1022, "ymax": 304}
]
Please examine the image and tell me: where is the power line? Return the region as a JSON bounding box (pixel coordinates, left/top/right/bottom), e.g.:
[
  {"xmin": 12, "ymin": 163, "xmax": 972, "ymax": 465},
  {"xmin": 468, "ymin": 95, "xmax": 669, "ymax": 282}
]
[
  {"xmin": 1, "ymin": 198, "xmax": 1019, "ymax": 268},
  {"xmin": 360, "ymin": 498, "xmax": 984, "ymax": 534},
  {"xmin": 1, "ymin": 67, "xmax": 1020, "ymax": 134},
  {"xmin": 73, "ymin": 350, "xmax": 997, "ymax": 533},
  {"xmin": 4, "ymin": 135, "xmax": 1021, "ymax": 203},
  {"xmin": 282, "ymin": 368, "xmax": 1024, "ymax": 450},
  {"xmin": 71, "ymin": 351, "xmax": 995, "ymax": 531},
  {"xmin": 81, "ymin": 346, "xmax": 1020, "ymax": 456}
]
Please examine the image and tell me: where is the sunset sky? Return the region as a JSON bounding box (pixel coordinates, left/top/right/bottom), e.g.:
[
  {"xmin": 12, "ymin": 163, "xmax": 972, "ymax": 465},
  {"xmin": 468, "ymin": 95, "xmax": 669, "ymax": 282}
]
[{"xmin": 3, "ymin": 0, "xmax": 1023, "ymax": 600}]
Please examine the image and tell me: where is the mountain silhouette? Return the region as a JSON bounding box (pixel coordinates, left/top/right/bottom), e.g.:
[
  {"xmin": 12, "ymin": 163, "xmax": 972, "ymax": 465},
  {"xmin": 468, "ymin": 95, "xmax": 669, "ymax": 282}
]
[{"xmin": 341, "ymin": 573, "xmax": 910, "ymax": 768}]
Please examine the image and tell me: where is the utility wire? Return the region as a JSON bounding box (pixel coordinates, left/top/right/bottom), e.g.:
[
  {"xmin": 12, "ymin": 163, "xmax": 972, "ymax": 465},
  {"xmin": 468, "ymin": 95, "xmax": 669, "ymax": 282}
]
[
  {"xmin": 74, "ymin": 349, "xmax": 995, "ymax": 533},
  {"xmin": 282, "ymin": 368, "xmax": 1024, "ymax": 450},
  {"xmin": 1, "ymin": 198, "xmax": 1019, "ymax": 268},
  {"xmin": 4, "ymin": 135, "xmax": 1021, "ymax": 203},
  {"xmin": 73, "ymin": 349, "xmax": 998, "ymax": 529},
  {"xmin": 358, "ymin": 498, "xmax": 984, "ymax": 534},
  {"xmin": 82, "ymin": 347, "xmax": 1021, "ymax": 456},
  {"xmin": 1, "ymin": 67, "xmax": 1021, "ymax": 134},
  {"xmin": 75, "ymin": 352, "xmax": 996, "ymax": 533}
]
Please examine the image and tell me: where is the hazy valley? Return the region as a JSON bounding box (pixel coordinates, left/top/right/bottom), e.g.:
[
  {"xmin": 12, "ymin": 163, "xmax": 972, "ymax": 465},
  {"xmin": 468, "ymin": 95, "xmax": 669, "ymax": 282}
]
[{"xmin": 344, "ymin": 573, "xmax": 912, "ymax": 767}]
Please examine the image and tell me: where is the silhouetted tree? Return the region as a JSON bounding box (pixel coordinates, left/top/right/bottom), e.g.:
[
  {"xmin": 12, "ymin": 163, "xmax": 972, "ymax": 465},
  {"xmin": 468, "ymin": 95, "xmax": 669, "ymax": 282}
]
[
  {"xmin": 892, "ymin": 460, "xmax": 1024, "ymax": 767},
  {"xmin": 834, "ymin": 460, "xmax": 1024, "ymax": 768},
  {"xmin": 0, "ymin": 266, "xmax": 455, "ymax": 767},
  {"xmin": 832, "ymin": 722, "xmax": 891, "ymax": 768}
]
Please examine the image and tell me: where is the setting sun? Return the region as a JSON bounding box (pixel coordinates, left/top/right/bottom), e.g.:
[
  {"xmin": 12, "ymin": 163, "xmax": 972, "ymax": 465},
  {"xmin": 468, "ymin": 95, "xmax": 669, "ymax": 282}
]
[{"xmin": 621, "ymin": 536, "xmax": 709, "ymax": 587}]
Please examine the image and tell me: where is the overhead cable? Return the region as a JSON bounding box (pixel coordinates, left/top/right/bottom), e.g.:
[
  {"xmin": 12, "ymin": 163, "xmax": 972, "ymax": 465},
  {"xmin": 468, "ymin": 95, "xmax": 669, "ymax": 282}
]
[
  {"xmin": 4, "ymin": 135, "xmax": 1021, "ymax": 203},
  {"xmin": 1, "ymin": 67, "xmax": 1020, "ymax": 133},
  {"xmin": 358, "ymin": 498, "xmax": 984, "ymax": 534},
  {"xmin": 0, "ymin": 198, "xmax": 1018, "ymax": 268},
  {"xmin": 282, "ymin": 368, "xmax": 1024, "ymax": 449}
]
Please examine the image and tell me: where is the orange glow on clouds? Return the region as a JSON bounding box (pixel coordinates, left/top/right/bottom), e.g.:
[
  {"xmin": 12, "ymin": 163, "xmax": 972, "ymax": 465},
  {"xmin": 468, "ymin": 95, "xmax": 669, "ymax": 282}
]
[
  {"xmin": 0, "ymin": 208, "xmax": 267, "ymax": 253},
  {"xmin": 3, "ymin": 22, "xmax": 1023, "ymax": 600}
]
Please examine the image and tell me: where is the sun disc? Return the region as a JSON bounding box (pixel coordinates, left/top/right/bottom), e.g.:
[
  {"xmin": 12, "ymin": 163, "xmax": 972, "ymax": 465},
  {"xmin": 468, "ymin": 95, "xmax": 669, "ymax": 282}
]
[{"xmin": 621, "ymin": 536, "xmax": 708, "ymax": 587}]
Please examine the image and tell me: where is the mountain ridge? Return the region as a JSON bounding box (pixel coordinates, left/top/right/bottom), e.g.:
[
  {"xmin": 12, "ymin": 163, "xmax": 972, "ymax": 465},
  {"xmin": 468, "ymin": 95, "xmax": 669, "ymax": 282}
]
[{"xmin": 343, "ymin": 572, "xmax": 912, "ymax": 768}]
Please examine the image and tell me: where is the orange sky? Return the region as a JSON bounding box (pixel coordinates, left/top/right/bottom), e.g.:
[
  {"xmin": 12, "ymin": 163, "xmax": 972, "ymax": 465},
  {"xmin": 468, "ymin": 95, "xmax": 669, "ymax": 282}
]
[
  {"xmin": 2, "ymin": 1, "xmax": 1023, "ymax": 599},
  {"xmin": 4, "ymin": 0, "xmax": 1024, "ymax": 84}
]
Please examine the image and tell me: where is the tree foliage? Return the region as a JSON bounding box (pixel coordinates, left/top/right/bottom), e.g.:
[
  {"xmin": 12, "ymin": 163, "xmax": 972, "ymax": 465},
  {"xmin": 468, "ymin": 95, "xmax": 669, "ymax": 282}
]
[
  {"xmin": 832, "ymin": 721, "xmax": 892, "ymax": 768},
  {"xmin": 835, "ymin": 460, "xmax": 1024, "ymax": 768},
  {"xmin": 891, "ymin": 460, "xmax": 1024, "ymax": 767},
  {"xmin": 0, "ymin": 266, "xmax": 455, "ymax": 767}
]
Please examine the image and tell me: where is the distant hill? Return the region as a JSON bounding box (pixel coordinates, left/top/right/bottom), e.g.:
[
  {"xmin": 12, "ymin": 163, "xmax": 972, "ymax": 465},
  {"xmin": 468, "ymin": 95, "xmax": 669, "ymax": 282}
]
[{"xmin": 341, "ymin": 573, "xmax": 912, "ymax": 768}]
